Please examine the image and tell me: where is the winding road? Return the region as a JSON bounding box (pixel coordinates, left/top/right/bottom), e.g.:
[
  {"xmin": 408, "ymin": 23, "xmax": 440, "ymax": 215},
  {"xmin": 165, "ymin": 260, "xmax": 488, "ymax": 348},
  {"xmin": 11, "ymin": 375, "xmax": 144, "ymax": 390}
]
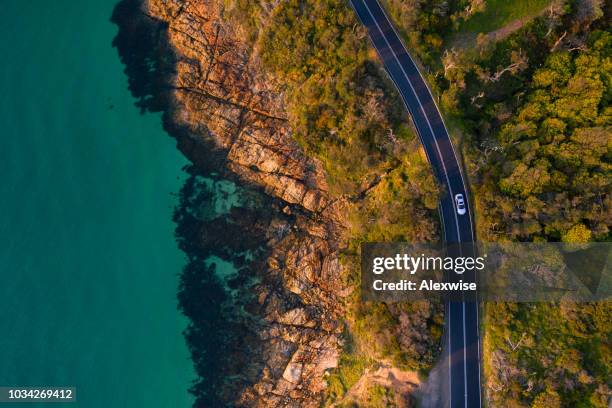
[{"xmin": 350, "ymin": 0, "xmax": 482, "ymax": 406}]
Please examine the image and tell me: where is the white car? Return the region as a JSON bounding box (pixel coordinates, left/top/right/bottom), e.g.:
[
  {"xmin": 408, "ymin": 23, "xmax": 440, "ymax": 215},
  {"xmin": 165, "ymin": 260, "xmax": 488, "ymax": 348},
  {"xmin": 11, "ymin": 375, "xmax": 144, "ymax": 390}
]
[{"xmin": 454, "ymin": 194, "xmax": 466, "ymax": 215}]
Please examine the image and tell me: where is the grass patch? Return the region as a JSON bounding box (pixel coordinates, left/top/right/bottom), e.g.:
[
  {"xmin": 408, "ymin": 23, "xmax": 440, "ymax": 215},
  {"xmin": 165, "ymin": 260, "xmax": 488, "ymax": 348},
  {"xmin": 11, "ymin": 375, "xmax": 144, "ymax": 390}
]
[
  {"xmin": 364, "ymin": 384, "xmax": 396, "ymax": 407},
  {"xmin": 458, "ymin": 0, "xmax": 550, "ymax": 35},
  {"xmin": 324, "ymin": 331, "xmax": 372, "ymax": 405}
]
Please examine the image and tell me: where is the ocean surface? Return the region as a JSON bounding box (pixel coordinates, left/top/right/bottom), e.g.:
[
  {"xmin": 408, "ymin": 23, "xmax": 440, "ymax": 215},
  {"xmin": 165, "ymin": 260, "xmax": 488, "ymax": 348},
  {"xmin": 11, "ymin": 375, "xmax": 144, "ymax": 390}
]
[{"xmin": 0, "ymin": 1, "xmax": 195, "ymax": 406}]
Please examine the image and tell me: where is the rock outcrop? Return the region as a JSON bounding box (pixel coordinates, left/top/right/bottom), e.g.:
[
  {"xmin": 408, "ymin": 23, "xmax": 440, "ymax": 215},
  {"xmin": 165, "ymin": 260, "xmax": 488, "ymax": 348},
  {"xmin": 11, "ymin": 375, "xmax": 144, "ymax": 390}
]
[{"xmin": 112, "ymin": 0, "xmax": 350, "ymax": 406}]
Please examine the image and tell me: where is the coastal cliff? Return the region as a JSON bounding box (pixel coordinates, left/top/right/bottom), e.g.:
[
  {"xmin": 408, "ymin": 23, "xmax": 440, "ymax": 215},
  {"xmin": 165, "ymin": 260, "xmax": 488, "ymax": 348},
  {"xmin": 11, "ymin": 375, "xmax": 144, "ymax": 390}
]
[
  {"xmin": 112, "ymin": 0, "xmax": 443, "ymax": 406},
  {"xmin": 113, "ymin": 0, "xmax": 349, "ymax": 406}
]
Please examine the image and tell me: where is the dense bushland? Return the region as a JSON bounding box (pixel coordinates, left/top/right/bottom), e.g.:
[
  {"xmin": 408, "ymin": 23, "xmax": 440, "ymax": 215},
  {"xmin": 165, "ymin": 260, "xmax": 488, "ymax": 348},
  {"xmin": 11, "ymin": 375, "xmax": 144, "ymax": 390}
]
[{"xmin": 224, "ymin": 0, "xmax": 610, "ymax": 405}]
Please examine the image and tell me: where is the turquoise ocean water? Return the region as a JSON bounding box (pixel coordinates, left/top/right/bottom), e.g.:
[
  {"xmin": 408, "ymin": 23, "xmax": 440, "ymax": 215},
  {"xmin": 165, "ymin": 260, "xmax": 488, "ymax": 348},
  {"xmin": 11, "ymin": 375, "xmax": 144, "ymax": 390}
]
[{"xmin": 0, "ymin": 1, "xmax": 195, "ymax": 406}]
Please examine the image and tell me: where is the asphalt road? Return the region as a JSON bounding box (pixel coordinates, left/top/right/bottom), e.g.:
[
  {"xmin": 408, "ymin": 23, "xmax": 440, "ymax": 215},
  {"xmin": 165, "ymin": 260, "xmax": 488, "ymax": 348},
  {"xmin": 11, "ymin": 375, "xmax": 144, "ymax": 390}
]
[{"xmin": 350, "ymin": 0, "xmax": 482, "ymax": 406}]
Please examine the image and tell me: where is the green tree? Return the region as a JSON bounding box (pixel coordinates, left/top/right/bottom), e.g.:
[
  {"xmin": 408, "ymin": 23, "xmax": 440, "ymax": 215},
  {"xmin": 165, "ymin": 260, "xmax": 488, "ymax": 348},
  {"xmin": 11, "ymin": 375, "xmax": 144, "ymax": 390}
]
[{"xmin": 532, "ymin": 389, "xmax": 561, "ymax": 408}]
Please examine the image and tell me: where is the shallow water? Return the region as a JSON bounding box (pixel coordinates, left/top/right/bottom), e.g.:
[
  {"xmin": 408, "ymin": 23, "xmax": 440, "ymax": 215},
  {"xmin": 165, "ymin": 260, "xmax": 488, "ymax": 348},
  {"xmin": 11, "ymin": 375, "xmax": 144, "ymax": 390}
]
[{"xmin": 0, "ymin": 1, "xmax": 195, "ymax": 406}]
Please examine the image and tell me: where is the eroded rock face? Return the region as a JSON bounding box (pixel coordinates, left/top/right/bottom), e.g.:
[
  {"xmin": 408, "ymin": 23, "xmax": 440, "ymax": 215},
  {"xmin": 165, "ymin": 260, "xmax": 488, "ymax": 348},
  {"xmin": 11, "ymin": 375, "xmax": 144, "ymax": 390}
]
[
  {"xmin": 112, "ymin": 0, "xmax": 349, "ymax": 406},
  {"xmin": 147, "ymin": 0, "xmax": 332, "ymax": 214}
]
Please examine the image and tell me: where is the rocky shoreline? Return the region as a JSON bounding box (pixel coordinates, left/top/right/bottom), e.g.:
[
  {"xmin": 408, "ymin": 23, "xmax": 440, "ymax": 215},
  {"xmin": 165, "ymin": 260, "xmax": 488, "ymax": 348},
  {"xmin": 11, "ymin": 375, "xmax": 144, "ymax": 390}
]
[{"xmin": 112, "ymin": 0, "xmax": 351, "ymax": 406}]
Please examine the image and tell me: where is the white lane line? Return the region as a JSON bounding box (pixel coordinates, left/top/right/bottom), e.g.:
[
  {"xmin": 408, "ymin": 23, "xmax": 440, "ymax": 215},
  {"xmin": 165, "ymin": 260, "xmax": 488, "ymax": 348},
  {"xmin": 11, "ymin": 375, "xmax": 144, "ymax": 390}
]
[
  {"xmin": 359, "ymin": 0, "xmax": 463, "ymax": 245},
  {"xmin": 372, "ymin": 1, "xmax": 476, "ymax": 244},
  {"xmin": 357, "ymin": 2, "xmax": 480, "ymax": 407},
  {"xmin": 358, "ymin": 4, "xmax": 467, "ymax": 407},
  {"xmin": 348, "ymin": 0, "xmax": 454, "ymax": 257},
  {"xmin": 368, "ymin": 4, "xmax": 483, "ymax": 407},
  {"xmin": 368, "ymin": 10, "xmax": 482, "ymax": 407}
]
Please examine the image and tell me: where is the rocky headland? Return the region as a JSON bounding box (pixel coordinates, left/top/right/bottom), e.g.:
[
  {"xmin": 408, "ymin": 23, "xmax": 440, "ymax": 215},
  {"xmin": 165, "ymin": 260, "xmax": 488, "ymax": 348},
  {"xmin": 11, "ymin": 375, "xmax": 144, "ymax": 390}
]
[
  {"xmin": 112, "ymin": 1, "xmax": 612, "ymax": 406},
  {"xmin": 112, "ymin": 0, "xmax": 351, "ymax": 406}
]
